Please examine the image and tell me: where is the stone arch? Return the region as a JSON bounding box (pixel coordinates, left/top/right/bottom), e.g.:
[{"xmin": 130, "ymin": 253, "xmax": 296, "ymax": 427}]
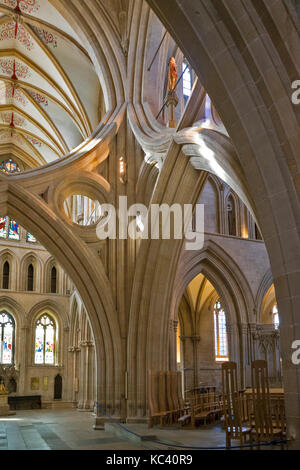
[
  {"xmin": 198, "ymin": 175, "xmax": 221, "ymax": 234},
  {"xmin": 225, "ymin": 191, "xmax": 238, "ymax": 237},
  {"xmin": 0, "ymin": 182, "xmax": 123, "ymax": 419},
  {"xmin": 0, "ymin": 249, "xmax": 18, "ymax": 291},
  {"xmin": 172, "ymin": 241, "xmax": 255, "ymax": 384},
  {"xmin": 19, "ymin": 251, "xmax": 43, "ymax": 293},
  {"xmin": 255, "ymin": 269, "xmax": 274, "ymax": 323},
  {"xmin": 44, "ymin": 256, "xmax": 59, "ymax": 295}
]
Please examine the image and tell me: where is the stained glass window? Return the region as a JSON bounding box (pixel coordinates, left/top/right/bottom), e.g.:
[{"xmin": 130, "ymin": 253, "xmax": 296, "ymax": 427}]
[
  {"xmin": 182, "ymin": 62, "xmax": 192, "ymax": 97},
  {"xmin": 0, "ymin": 159, "xmax": 20, "ymax": 174},
  {"xmin": 27, "ymin": 232, "xmax": 37, "ymax": 243},
  {"xmin": 214, "ymin": 300, "xmax": 229, "ymax": 362},
  {"xmin": 0, "ymin": 217, "xmax": 8, "ymax": 238},
  {"xmin": 0, "ymin": 312, "xmax": 15, "ymax": 365},
  {"xmin": 35, "ymin": 314, "xmax": 56, "ymax": 365},
  {"xmin": 273, "ymin": 304, "xmax": 279, "ymax": 330},
  {"xmin": 8, "ymin": 220, "xmax": 20, "ymax": 240}
]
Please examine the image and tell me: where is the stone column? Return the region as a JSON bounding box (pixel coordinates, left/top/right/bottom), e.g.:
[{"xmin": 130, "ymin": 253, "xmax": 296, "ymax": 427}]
[
  {"xmin": 169, "ymin": 319, "xmax": 178, "ymax": 371},
  {"xmin": 180, "ymin": 335, "xmax": 201, "ymax": 393},
  {"xmin": 18, "ymin": 326, "xmax": 28, "ymax": 395},
  {"xmin": 77, "ymin": 340, "xmax": 95, "ymax": 411},
  {"xmin": 68, "ymin": 346, "xmax": 80, "ymax": 404},
  {"xmin": 240, "ymin": 324, "xmax": 250, "ymax": 388},
  {"xmin": 165, "ymin": 91, "xmax": 179, "ymax": 128},
  {"xmin": 226, "ymin": 322, "xmax": 243, "ymax": 387}
]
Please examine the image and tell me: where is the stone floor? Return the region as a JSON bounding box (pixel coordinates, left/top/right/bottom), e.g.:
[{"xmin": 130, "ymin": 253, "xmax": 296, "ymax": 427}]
[
  {"xmin": 0, "ymin": 409, "xmax": 143, "ymax": 450},
  {"xmin": 0, "ymin": 409, "xmax": 284, "ymax": 450}
]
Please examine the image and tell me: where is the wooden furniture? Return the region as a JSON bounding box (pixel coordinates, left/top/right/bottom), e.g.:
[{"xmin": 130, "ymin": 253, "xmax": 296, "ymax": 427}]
[
  {"xmin": 244, "ymin": 388, "xmax": 284, "ymax": 397},
  {"xmin": 222, "ymin": 362, "xmax": 252, "ymax": 448},
  {"xmin": 148, "ymin": 370, "xmax": 188, "ymax": 428},
  {"xmin": 148, "ymin": 371, "xmax": 170, "ymax": 428},
  {"xmin": 8, "ymin": 395, "xmax": 42, "ymax": 410},
  {"xmin": 250, "ymin": 360, "xmax": 285, "ymax": 448},
  {"xmin": 191, "ymin": 391, "xmax": 222, "ymax": 426}
]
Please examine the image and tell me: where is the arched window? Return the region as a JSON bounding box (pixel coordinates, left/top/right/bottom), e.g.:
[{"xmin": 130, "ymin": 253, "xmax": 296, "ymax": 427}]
[
  {"xmin": 0, "ymin": 217, "xmax": 8, "ymax": 239},
  {"xmin": 34, "ymin": 314, "xmax": 56, "ymax": 365},
  {"xmin": 0, "ymin": 312, "xmax": 15, "ymax": 364},
  {"xmin": 51, "ymin": 267, "xmax": 57, "ymax": 294},
  {"xmin": 273, "ymin": 304, "xmax": 279, "ymax": 330},
  {"xmin": 27, "ymin": 264, "xmax": 34, "ymax": 292},
  {"xmin": 2, "ymin": 261, "xmax": 9, "ymax": 290},
  {"xmin": 214, "ymin": 300, "xmax": 229, "ymax": 362},
  {"xmin": 182, "ymin": 62, "xmax": 192, "ymax": 98},
  {"xmin": 227, "ymin": 196, "xmax": 237, "ymax": 236},
  {"xmin": 0, "ymin": 218, "xmax": 20, "ymax": 240},
  {"xmin": 8, "ymin": 220, "xmax": 20, "ymax": 240}
]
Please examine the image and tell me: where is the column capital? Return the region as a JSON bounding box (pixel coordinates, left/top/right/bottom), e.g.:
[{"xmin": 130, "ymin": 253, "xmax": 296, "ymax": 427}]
[
  {"xmin": 79, "ymin": 340, "xmax": 94, "ymax": 348},
  {"xmin": 169, "ymin": 319, "xmax": 178, "ymax": 332},
  {"xmin": 180, "ymin": 335, "xmax": 201, "ymax": 342},
  {"xmin": 68, "ymin": 346, "xmax": 81, "ymax": 353}
]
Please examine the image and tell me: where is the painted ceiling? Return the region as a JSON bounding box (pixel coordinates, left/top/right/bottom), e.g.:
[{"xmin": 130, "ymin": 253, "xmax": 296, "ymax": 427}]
[{"xmin": 0, "ymin": 0, "xmax": 101, "ymax": 168}]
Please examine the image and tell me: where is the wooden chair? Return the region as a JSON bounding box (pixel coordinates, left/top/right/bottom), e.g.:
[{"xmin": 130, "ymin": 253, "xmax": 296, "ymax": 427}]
[
  {"xmin": 251, "ymin": 360, "xmax": 285, "ymax": 448},
  {"xmin": 222, "ymin": 361, "xmax": 252, "ymax": 448},
  {"xmin": 177, "ymin": 372, "xmax": 191, "ymax": 426},
  {"xmin": 191, "ymin": 391, "xmax": 222, "ymax": 427},
  {"xmin": 148, "ymin": 371, "xmax": 170, "ymax": 428},
  {"xmin": 166, "ymin": 371, "xmax": 189, "ymax": 424}
]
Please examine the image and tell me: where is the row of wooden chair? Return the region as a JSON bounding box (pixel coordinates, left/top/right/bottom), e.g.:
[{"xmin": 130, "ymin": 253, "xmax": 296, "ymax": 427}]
[
  {"xmin": 148, "ymin": 371, "xmax": 222, "ymax": 428},
  {"xmin": 190, "ymin": 392, "xmax": 223, "ymax": 426},
  {"xmin": 148, "ymin": 370, "xmax": 188, "ymax": 428},
  {"xmin": 222, "ymin": 360, "xmax": 286, "ymax": 449}
]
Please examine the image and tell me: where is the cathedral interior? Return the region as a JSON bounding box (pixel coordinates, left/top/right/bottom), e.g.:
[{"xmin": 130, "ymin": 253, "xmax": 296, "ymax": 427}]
[{"xmin": 0, "ymin": 0, "xmax": 299, "ymax": 452}]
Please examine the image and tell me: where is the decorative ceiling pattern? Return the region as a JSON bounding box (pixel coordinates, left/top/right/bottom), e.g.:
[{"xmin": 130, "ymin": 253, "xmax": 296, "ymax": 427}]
[{"xmin": 0, "ymin": 0, "xmax": 101, "ymax": 168}]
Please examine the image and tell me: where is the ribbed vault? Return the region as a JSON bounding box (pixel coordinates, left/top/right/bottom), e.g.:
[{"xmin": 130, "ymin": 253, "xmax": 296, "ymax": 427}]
[{"xmin": 0, "ymin": 0, "xmax": 102, "ymax": 167}]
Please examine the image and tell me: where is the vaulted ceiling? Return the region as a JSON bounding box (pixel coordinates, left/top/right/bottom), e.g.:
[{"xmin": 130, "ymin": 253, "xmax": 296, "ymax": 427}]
[{"xmin": 0, "ymin": 0, "xmax": 101, "ymax": 168}]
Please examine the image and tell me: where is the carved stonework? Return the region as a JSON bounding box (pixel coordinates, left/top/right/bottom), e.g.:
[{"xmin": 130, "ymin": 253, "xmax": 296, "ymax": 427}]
[
  {"xmin": 79, "ymin": 340, "xmax": 94, "ymax": 348},
  {"xmin": 0, "ymin": 364, "xmax": 19, "ymax": 394}
]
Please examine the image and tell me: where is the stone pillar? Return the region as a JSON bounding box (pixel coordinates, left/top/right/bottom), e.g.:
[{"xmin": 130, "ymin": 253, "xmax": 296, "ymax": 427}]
[
  {"xmin": 180, "ymin": 335, "xmax": 201, "ymax": 393},
  {"xmin": 68, "ymin": 346, "xmax": 80, "ymax": 404},
  {"xmin": 169, "ymin": 319, "xmax": 178, "ymax": 371},
  {"xmin": 226, "ymin": 322, "xmax": 243, "ymax": 387},
  {"xmin": 77, "ymin": 340, "xmax": 95, "ymax": 411},
  {"xmin": 165, "ymin": 91, "xmax": 178, "ymax": 128},
  {"xmin": 240, "ymin": 324, "xmax": 250, "ymax": 388},
  {"xmin": 18, "ymin": 326, "xmax": 28, "ymax": 395},
  {"xmin": 219, "ymin": 184, "xmax": 226, "ymax": 234}
]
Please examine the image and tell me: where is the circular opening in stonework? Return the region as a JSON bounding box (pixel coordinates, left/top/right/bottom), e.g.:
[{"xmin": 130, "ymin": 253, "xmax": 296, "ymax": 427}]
[{"xmin": 64, "ymin": 194, "xmax": 102, "ymax": 227}]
